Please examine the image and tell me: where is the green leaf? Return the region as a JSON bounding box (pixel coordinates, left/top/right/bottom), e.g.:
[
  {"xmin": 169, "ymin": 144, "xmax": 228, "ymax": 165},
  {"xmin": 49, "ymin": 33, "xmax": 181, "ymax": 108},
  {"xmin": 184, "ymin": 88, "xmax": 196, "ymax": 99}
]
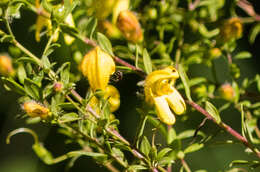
[
  {"xmin": 249, "ymin": 23, "xmax": 260, "ymax": 44},
  {"xmin": 24, "ymin": 78, "xmax": 40, "ymax": 99},
  {"xmin": 60, "ymin": 62, "xmax": 70, "ymax": 85},
  {"xmin": 157, "ymin": 148, "xmax": 172, "ymax": 160},
  {"xmin": 234, "ymin": 51, "xmax": 252, "ymax": 59},
  {"xmin": 184, "ymin": 143, "xmax": 204, "ymax": 153},
  {"xmin": 1, "ymin": 77, "xmax": 25, "ymax": 95},
  {"xmin": 44, "ymin": 43, "xmax": 61, "ymax": 57},
  {"xmin": 0, "ymin": 35, "xmax": 13, "ymax": 43},
  {"xmin": 17, "ymin": 63, "xmax": 27, "ymax": 84},
  {"xmin": 205, "ymin": 101, "xmax": 221, "ymax": 124},
  {"xmin": 7, "ymin": 2, "xmax": 24, "ymax": 19},
  {"xmin": 128, "ymin": 165, "xmax": 147, "ymax": 171},
  {"xmin": 32, "ymin": 143, "xmax": 54, "ymax": 165},
  {"xmin": 97, "ymin": 32, "xmax": 114, "ymax": 56},
  {"xmin": 16, "ymin": 57, "xmax": 39, "ymax": 65},
  {"xmin": 167, "ymin": 127, "xmax": 176, "ymax": 144},
  {"xmin": 177, "ymin": 130, "xmax": 206, "ymax": 140},
  {"xmin": 229, "ymin": 160, "xmax": 260, "ymax": 169},
  {"xmin": 58, "ymin": 113, "xmax": 80, "ymax": 123},
  {"xmin": 60, "ymin": 24, "xmax": 78, "ymax": 37},
  {"xmin": 58, "ymin": 102, "xmax": 77, "ymax": 110},
  {"xmin": 143, "ymin": 49, "xmax": 152, "ymax": 74},
  {"xmin": 67, "ymin": 151, "xmax": 107, "ymax": 158},
  {"xmin": 140, "ymin": 136, "xmax": 151, "ymax": 157},
  {"xmin": 178, "ymin": 64, "xmax": 192, "ymax": 101},
  {"xmin": 41, "ymin": 55, "xmax": 51, "ymax": 70},
  {"xmin": 85, "ymin": 17, "xmax": 97, "ymax": 40}
]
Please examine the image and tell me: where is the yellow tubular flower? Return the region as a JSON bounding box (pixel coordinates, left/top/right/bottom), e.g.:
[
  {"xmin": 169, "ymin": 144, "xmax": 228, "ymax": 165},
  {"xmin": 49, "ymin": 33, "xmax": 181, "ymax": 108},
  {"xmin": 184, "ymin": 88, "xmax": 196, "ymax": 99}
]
[
  {"xmin": 80, "ymin": 47, "xmax": 115, "ymax": 91},
  {"xmin": 0, "ymin": 55, "xmax": 15, "ymax": 76},
  {"xmin": 117, "ymin": 10, "xmax": 143, "ymax": 43},
  {"xmin": 23, "ymin": 101, "xmax": 51, "ymax": 119},
  {"xmin": 144, "ymin": 67, "xmax": 186, "ymax": 125}
]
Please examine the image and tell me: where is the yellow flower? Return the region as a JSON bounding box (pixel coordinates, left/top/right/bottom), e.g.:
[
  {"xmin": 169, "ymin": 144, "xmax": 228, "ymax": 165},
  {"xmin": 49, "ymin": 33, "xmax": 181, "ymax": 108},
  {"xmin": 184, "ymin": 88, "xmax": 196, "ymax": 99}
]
[
  {"xmin": 144, "ymin": 67, "xmax": 186, "ymax": 125},
  {"xmin": 80, "ymin": 46, "xmax": 115, "ymax": 91},
  {"xmin": 22, "ymin": 101, "xmax": 51, "ymax": 119},
  {"xmin": 117, "ymin": 10, "xmax": 143, "ymax": 43},
  {"xmin": 89, "ymin": 85, "xmax": 120, "ymax": 113},
  {"xmin": 35, "ymin": 15, "xmax": 52, "ymax": 42},
  {"xmin": 0, "ymin": 55, "xmax": 15, "ymax": 76},
  {"xmin": 220, "ymin": 18, "xmax": 243, "ymax": 42}
]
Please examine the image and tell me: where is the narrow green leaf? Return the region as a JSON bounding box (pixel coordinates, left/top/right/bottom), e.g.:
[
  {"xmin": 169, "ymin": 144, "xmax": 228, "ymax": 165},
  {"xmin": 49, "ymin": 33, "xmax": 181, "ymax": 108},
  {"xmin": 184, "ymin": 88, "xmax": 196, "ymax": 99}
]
[
  {"xmin": 67, "ymin": 151, "xmax": 107, "ymax": 158},
  {"xmin": 249, "ymin": 23, "xmax": 260, "ymax": 44},
  {"xmin": 58, "ymin": 113, "xmax": 80, "ymax": 123},
  {"xmin": 24, "ymin": 78, "xmax": 40, "ymax": 99},
  {"xmin": 97, "ymin": 32, "xmax": 114, "ymax": 56},
  {"xmin": 184, "ymin": 143, "xmax": 204, "ymax": 153},
  {"xmin": 7, "ymin": 2, "xmax": 24, "ymax": 18},
  {"xmin": 205, "ymin": 101, "xmax": 221, "ymax": 124},
  {"xmin": 143, "ymin": 49, "xmax": 152, "ymax": 74},
  {"xmin": 234, "ymin": 51, "xmax": 252, "ymax": 59},
  {"xmin": 1, "ymin": 77, "xmax": 25, "ymax": 95},
  {"xmin": 60, "ymin": 62, "xmax": 70, "ymax": 85},
  {"xmin": 41, "ymin": 55, "xmax": 51, "ymax": 70},
  {"xmin": 128, "ymin": 165, "xmax": 147, "ymax": 171},
  {"xmin": 140, "ymin": 136, "xmax": 151, "ymax": 157},
  {"xmin": 178, "ymin": 64, "xmax": 192, "ymax": 101},
  {"xmin": 85, "ymin": 17, "xmax": 97, "ymax": 39},
  {"xmin": 32, "ymin": 143, "xmax": 53, "ymax": 165},
  {"xmin": 16, "ymin": 57, "xmax": 39, "ymax": 65},
  {"xmin": 17, "ymin": 63, "xmax": 27, "ymax": 84},
  {"xmin": 157, "ymin": 148, "xmax": 172, "ymax": 160},
  {"xmin": 167, "ymin": 127, "xmax": 177, "ymax": 144}
]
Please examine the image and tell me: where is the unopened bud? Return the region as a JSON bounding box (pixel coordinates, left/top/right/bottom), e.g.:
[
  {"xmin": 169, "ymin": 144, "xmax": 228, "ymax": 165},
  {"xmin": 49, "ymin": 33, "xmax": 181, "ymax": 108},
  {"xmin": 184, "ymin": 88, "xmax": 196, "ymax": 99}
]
[
  {"xmin": 0, "ymin": 55, "xmax": 15, "ymax": 76},
  {"xmin": 219, "ymin": 83, "xmax": 235, "ymax": 101},
  {"xmin": 22, "ymin": 101, "xmax": 51, "ymax": 119},
  {"xmin": 117, "ymin": 10, "xmax": 143, "ymax": 43},
  {"xmin": 209, "ymin": 48, "xmax": 221, "ymax": 59},
  {"xmin": 98, "ymin": 20, "xmax": 122, "ymax": 39},
  {"xmin": 53, "ymin": 82, "xmax": 63, "ymax": 92}
]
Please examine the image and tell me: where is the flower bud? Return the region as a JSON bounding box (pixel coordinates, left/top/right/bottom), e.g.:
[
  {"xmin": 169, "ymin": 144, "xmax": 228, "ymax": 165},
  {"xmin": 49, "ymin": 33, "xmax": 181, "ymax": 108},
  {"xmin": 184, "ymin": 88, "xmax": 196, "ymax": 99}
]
[
  {"xmin": 104, "ymin": 85, "xmax": 120, "ymax": 112},
  {"xmin": 219, "ymin": 83, "xmax": 235, "ymax": 101},
  {"xmin": 93, "ymin": 0, "xmax": 117, "ymax": 19},
  {"xmin": 22, "ymin": 101, "xmax": 51, "ymax": 119},
  {"xmin": 117, "ymin": 10, "xmax": 143, "ymax": 43},
  {"xmin": 219, "ymin": 18, "xmax": 243, "ymax": 42},
  {"xmin": 98, "ymin": 20, "xmax": 122, "ymax": 39},
  {"xmin": 209, "ymin": 48, "xmax": 221, "ymax": 59},
  {"xmin": 0, "ymin": 55, "xmax": 15, "ymax": 76},
  {"xmin": 112, "ymin": 0, "xmax": 129, "ymax": 23},
  {"xmin": 53, "ymin": 82, "xmax": 63, "ymax": 92},
  {"xmin": 80, "ymin": 46, "xmax": 115, "ymax": 91}
]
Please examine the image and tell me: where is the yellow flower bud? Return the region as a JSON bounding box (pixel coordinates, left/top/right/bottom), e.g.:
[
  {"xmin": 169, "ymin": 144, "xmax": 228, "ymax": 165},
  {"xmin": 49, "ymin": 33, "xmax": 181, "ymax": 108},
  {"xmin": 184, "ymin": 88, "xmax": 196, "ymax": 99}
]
[
  {"xmin": 219, "ymin": 83, "xmax": 235, "ymax": 101},
  {"xmin": 219, "ymin": 18, "xmax": 243, "ymax": 42},
  {"xmin": 98, "ymin": 20, "xmax": 122, "ymax": 39},
  {"xmin": 22, "ymin": 101, "xmax": 51, "ymax": 119},
  {"xmin": 104, "ymin": 85, "xmax": 120, "ymax": 112},
  {"xmin": 112, "ymin": 0, "xmax": 130, "ymax": 24},
  {"xmin": 209, "ymin": 48, "xmax": 221, "ymax": 59},
  {"xmin": 0, "ymin": 55, "xmax": 15, "ymax": 76},
  {"xmin": 117, "ymin": 10, "xmax": 143, "ymax": 43},
  {"xmin": 93, "ymin": 0, "xmax": 117, "ymax": 19},
  {"xmin": 80, "ymin": 47, "xmax": 115, "ymax": 91},
  {"xmin": 53, "ymin": 82, "xmax": 63, "ymax": 92},
  {"xmin": 89, "ymin": 85, "xmax": 120, "ymax": 113},
  {"xmin": 144, "ymin": 67, "xmax": 186, "ymax": 125}
]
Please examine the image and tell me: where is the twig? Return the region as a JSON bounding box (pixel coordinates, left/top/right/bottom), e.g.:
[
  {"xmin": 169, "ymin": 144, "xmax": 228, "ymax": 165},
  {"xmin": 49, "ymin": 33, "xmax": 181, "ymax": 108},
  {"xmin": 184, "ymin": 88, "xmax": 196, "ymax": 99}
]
[
  {"xmin": 186, "ymin": 100, "xmax": 260, "ymax": 159},
  {"xmin": 237, "ymin": 0, "xmax": 260, "ymax": 21},
  {"xmin": 181, "ymin": 159, "xmax": 191, "ymax": 172}
]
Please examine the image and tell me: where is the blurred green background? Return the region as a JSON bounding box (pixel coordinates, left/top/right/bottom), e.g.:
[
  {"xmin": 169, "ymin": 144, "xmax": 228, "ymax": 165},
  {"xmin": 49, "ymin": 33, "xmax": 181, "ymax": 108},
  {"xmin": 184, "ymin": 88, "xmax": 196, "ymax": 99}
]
[{"xmin": 1, "ymin": 2, "xmax": 260, "ymax": 172}]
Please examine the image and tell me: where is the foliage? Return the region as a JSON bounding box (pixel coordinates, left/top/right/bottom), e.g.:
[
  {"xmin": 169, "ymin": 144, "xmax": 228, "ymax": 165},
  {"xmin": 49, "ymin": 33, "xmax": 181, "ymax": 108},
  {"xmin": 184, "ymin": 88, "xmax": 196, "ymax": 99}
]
[{"xmin": 1, "ymin": 0, "xmax": 260, "ymax": 171}]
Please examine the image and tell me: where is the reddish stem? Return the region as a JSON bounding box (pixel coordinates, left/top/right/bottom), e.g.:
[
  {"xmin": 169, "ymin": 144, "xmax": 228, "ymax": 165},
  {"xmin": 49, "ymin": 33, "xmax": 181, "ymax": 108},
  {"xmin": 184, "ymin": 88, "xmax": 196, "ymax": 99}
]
[{"xmin": 186, "ymin": 100, "xmax": 260, "ymax": 159}]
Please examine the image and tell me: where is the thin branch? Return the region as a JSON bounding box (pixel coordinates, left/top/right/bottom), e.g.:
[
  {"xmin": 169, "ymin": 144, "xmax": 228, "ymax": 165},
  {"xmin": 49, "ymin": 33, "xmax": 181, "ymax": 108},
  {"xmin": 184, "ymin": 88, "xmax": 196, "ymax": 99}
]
[
  {"xmin": 237, "ymin": 0, "xmax": 260, "ymax": 21},
  {"xmin": 181, "ymin": 159, "xmax": 191, "ymax": 172},
  {"xmin": 186, "ymin": 100, "xmax": 260, "ymax": 159}
]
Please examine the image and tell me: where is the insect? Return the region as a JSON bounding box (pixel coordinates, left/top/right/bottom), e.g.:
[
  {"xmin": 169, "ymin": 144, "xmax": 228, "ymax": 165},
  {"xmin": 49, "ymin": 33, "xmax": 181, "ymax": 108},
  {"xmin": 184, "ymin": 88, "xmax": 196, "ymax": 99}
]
[{"xmin": 110, "ymin": 70, "xmax": 123, "ymax": 82}]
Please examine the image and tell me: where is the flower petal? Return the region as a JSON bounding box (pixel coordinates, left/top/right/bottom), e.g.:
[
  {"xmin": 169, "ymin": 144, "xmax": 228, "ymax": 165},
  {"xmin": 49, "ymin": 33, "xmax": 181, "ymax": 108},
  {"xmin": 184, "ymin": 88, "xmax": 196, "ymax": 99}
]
[
  {"xmin": 154, "ymin": 96, "xmax": 176, "ymax": 125},
  {"xmin": 166, "ymin": 87, "xmax": 186, "ymax": 115}
]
